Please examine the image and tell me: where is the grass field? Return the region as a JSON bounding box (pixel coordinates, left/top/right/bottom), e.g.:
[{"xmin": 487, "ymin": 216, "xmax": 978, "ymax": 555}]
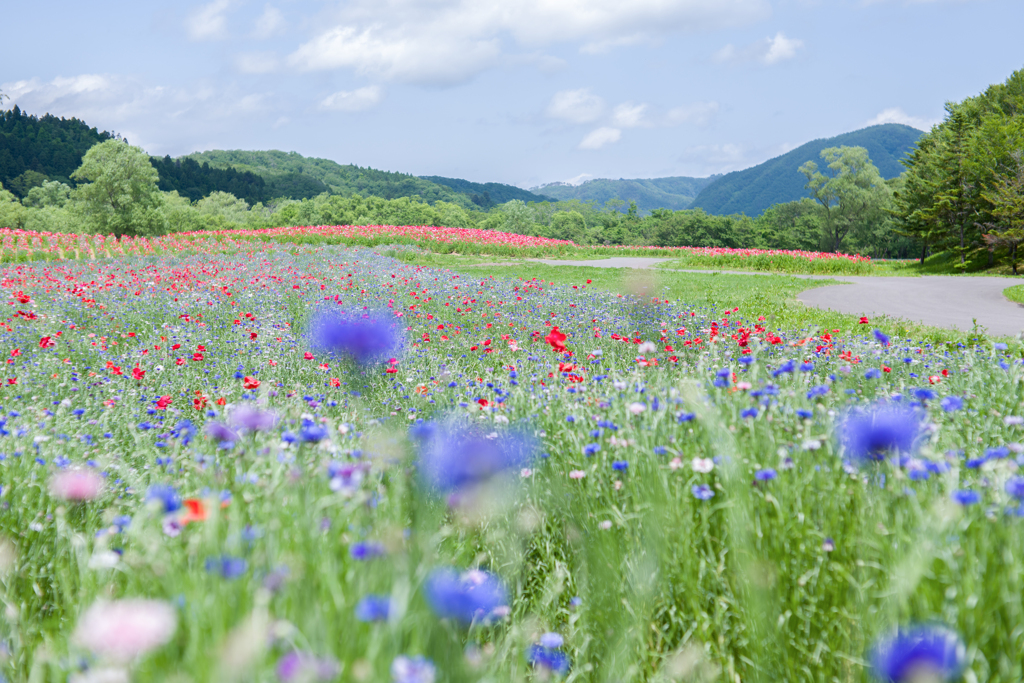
[{"xmin": 0, "ymin": 239, "xmax": 1020, "ymax": 682}]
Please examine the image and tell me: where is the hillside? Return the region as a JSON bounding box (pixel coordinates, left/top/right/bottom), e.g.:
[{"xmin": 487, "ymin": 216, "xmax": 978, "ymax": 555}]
[
  {"xmin": 531, "ymin": 176, "xmax": 716, "ymax": 213},
  {"xmin": 0, "ymin": 105, "xmax": 115, "ymax": 197},
  {"xmin": 420, "ymin": 176, "xmax": 554, "ymax": 208},
  {"xmin": 689, "ymin": 123, "xmax": 923, "ymax": 216},
  {"xmin": 185, "ymin": 150, "xmax": 475, "ymax": 208}
]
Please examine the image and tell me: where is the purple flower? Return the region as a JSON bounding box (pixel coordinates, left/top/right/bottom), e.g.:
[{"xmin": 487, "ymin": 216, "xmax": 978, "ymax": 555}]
[
  {"xmin": 526, "ymin": 644, "xmax": 571, "ymax": 676},
  {"xmin": 873, "ymin": 329, "xmax": 890, "ymax": 347},
  {"xmin": 276, "ymin": 651, "xmax": 341, "ymax": 682},
  {"xmin": 350, "ymin": 541, "xmax": 386, "ymax": 560},
  {"xmin": 940, "ymin": 396, "xmax": 963, "ymax": 412},
  {"xmin": 227, "ymin": 405, "xmax": 277, "ymax": 432},
  {"xmin": 309, "ymin": 309, "xmax": 402, "ymax": 364},
  {"xmin": 865, "ymin": 368, "xmax": 882, "ymax": 380},
  {"xmin": 328, "ymin": 461, "xmax": 369, "ymax": 495},
  {"xmin": 205, "ymin": 555, "xmax": 248, "ymax": 579},
  {"xmin": 691, "ymin": 484, "xmax": 714, "ymax": 500},
  {"xmin": 424, "ymin": 567, "xmax": 508, "ymax": 625},
  {"xmin": 391, "ymin": 655, "xmax": 435, "ymax": 683},
  {"xmin": 840, "ymin": 404, "xmax": 922, "ymax": 463},
  {"xmin": 355, "ymin": 595, "xmax": 392, "ymax": 622},
  {"xmin": 1005, "ymin": 476, "xmax": 1024, "ymax": 499},
  {"xmin": 539, "ymin": 632, "xmax": 564, "ymax": 648},
  {"xmin": 869, "ymin": 625, "xmax": 965, "ymax": 682},
  {"xmin": 754, "ymin": 468, "xmax": 777, "ymax": 481},
  {"xmin": 414, "ymin": 423, "xmax": 535, "ymax": 494},
  {"xmin": 205, "ymin": 422, "xmax": 239, "ymax": 443},
  {"xmin": 951, "ymin": 489, "xmax": 980, "ymax": 506}
]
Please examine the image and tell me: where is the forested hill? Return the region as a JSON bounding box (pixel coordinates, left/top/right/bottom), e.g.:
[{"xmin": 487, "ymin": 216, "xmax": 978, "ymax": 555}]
[
  {"xmin": 531, "ymin": 176, "xmax": 717, "ymax": 213},
  {"xmin": 185, "ymin": 150, "xmax": 476, "ymax": 209},
  {"xmin": 0, "ymin": 105, "xmax": 114, "ymax": 197},
  {"xmin": 690, "ymin": 124, "xmax": 924, "ymax": 216},
  {"xmin": 419, "ymin": 176, "xmax": 554, "ymax": 208}
]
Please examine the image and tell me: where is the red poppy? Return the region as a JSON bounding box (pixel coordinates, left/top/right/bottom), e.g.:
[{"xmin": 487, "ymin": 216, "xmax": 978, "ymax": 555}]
[
  {"xmin": 858, "ymin": 317, "xmax": 869, "ymax": 324},
  {"xmin": 175, "ymin": 358, "xmax": 186, "ymax": 366},
  {"xmin": 132, "ymin": 367, "xmax": 145, "ymax": 381},
  {"xmin": 477, "ymin": 398, "xmax": 489, "ymax": 408},
  {"xmin": 39, "ymin": 336, "xmax": 55, "ymax": 349},
  {"xmin": 303, "ymin": 352, "xmax": 314, "ymax": 360},
  {"xmin": 180, "ymin": 499, "xmax": 208, "ymax": 525},
  {"xmin": 242, "ymin": 376, "xmax": 260, "ymax": 390},
  {"xmin": 545, "ymin": 326, "xmax": 567, "ymax": 353},
  {"xmin": 215, "ymin": 397, "xmax": 226, "ymax": 406},
  {"xmin": 192, "ymin": 352, "xmax": 204, "ymax": 362},
  {"xmin": 329, "ymin": 378, "xmax": 341, "ymax": 387},
  {"xmin": 6, "ymin": 378, "xmax": 15, "ymax": 386},
  {"xmin": 193, "ymin": 392, "xmax": 208, "ymax": 410},
  {"xmin": 155, "ymin": 395, "xmax": 172, "ymax": 409}
]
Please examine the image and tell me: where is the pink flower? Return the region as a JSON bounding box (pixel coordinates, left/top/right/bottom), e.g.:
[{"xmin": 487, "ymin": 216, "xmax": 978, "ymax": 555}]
[
  {"xmin": 569, "ymin": 470, "xmax": 586, "ymax": 480},
  {"xmin": 51, "ymin": 470, "xmax": 104, "ymax": 501},
  {"xmin": 73, "ymin": 599, "xmax": 177, "ymax": 662}
]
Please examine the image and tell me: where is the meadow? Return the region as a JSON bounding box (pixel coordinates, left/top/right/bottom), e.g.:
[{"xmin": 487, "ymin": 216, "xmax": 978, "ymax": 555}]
[{"xmin": 0, "ymin": 226, "xmax": 1020, "ymax": 682}]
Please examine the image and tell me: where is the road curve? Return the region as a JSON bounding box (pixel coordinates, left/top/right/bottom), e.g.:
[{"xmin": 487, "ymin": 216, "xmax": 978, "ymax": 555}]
[{"xmin": 524, "ymin": 258, "xmax": 1024, "ymax": 337}]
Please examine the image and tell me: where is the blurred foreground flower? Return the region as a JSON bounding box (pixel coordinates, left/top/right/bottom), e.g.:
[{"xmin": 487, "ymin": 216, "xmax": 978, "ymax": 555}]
[
  {"xmin": 51, "ymin": 469, "xmax": 104, "ymax": 501},
  {"xmin": 424, "ymin": 567, "xmax": 509, "ymax": 625},
  {"xmin": 276, "ymin": 651, "xmax": 341, "ymax": 682},
  {"xmin": 839, "ymin": 403, "xmax": 922, "ymax": 463},
  {"xmin": 391, "ymin": 655, "xmax": 436, "ymax": 683},
  {"xmin": 308, "ymin": 308, "xmax": 402, "ymax": 364},
  {"xmin": 869, "ymin": 625, "xmax": 965, "ymax": 682},
  {"xmin": 412, "ymin": 421, "xmax": 535, "ymax": 495},
  {"xmin": 227, "ymin": 405, "xmax": 277, "ymax": 432},
  {"xmin": 73, "ymin": 599, "xmax": 177, "ymax": 663}
]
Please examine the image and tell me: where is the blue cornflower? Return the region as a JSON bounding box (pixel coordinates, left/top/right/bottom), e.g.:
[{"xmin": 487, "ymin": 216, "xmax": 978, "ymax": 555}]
[
  {"xmin": 391, "ymin": 656, "xmax": 436, "ymax": 683},
  {"xmin": 1005, "ymin": 476, "xmax": 1024, "ymax": 499},
  {"xmin": 741, "ymin": 408, "xmax": 758, "ymax": 419},
  {"xmin": 985, "ymin": 446, "xmax": 1009, "ymax": 460},
  {"xmin": 205, "ymin": 555, "xmax": 248, "ymax": 579},
  {"xmin": 355, "ymin": 595, "xmax": 392, "ymax": 622},
  {"xmin": 146, "ymin": 484, "xmax": 181, "ymax": 513},
  {"xmin": 839, "ymin": 404, "xmax": 922, "ymax": 463},
  {"xmin": 873, "ymin": 329, "xmax": 890, "ymax": 347},
  {"xmin": 869, "ymin": 625, "xmax": 965, "ymax": 682},
  {"xmin": 653, "ymin": 446, "xmax": 667, "ymax": 455},
  {"xmin": 951, "ymin": 489, "xmax": 980, "ymax": 506},
  {"xmin": 350, "ymin": 541, "xmax": 386, "ymax": 560},
  {"xmin": 807, "ymin": 386, "xmax": 829, "ymax": 399},
  {"xmin": 539, "ymin": 633, "xmax": 564, "ymax": 648},
  {"xmin": 526, "ymin": 644, "xmax": 571, "ymax": 676},
  {"xmin": 691, "ymin": 484, "xmax": 714, "ymax": 500},
  {"xmin": 755, "ymin": 468, "xmax": 777, "ymax": 481},
  {"xmin": 611, "ymin": 460, "xmax": 628, "ymax": 471},
  {"xmin": 415, "ymin": 423, "xmax": 535, "ymax": 494},
  {"xmin": 677, "ymin": 412, "xmax": 696, "ymax": 423},
  {"xmin": 307, "ymin": 308, "xmax": 402, "ymax": 364},
  {"xmin": 584, "ymin": 443, "xmax": 601, "ymax": 456},
  {"xmin": 865, "ymin": 368, "xmax": 882, "ymax": 380},
  {"xmin": 424, "ymin": 567, "xmax": 508, "ymax": 625},
  {"xmin": 913, "ymin": 388, "xmax": 936, "ymax": 401},
  {"xmin": 799, "ymin": 362, "xmax": 814, "ymax": 372},
  {"xmin": 772, "ymin": 360, "xmax": 795, "ymax": 377},
  {"xmin": 300, "ymin": 424, "xmax": 328, "ymax": 443},
  {"xmin": 565, "ymin": 415, "xmax": 575, "ymax": 423},
  {"xmin": 206, "ymin": 422, "xmax": 239, "ymax": 443},
  {"xmin": 796, "ymin": 409, "xmax": 813, "ymax": 419},
  {"xmin": 939, "ymin": 396, "xmax": 963, "ymax": 413}
]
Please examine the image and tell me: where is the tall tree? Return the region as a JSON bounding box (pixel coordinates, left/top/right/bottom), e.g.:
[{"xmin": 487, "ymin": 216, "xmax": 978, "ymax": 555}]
[
  {"xmin": 72, "ymin": 140, "xmax": 167, "ymax": 237},
  {"xmin": 799, "ymin": 146, "xmax": 886, "ymax": 253},
  {"xmin": 982, "ymin": 150, "xmax": 1024, "ymax": 274}
]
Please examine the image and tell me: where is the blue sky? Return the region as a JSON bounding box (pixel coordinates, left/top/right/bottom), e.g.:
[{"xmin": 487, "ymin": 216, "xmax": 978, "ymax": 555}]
[{"xmin": 4, "ymin": 0, "xmax": 1022, "ymax": 189}]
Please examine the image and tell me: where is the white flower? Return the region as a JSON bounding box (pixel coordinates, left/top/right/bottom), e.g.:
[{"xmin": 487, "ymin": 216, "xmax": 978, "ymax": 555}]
[
  {"xmin": 520, "ymin": 468, "xmax": 532, "ymax": 478},
  {"xmin": 598, "ymin": 520, "xmax": 612, "ymax": 530},
  {"xmin": 73, "ymin": 599, "xmax": 177, "ymax": 663},
  {"xmin": 637, "ymin": 341, "xmax": 657, "ymax": 354},
  {"xmin": 628, "ymin": 402, "xmax": 646, "ymax": 415},
  {"xmin": 691, "ymin": 457, "xmax": 714, "ymax": 473}
]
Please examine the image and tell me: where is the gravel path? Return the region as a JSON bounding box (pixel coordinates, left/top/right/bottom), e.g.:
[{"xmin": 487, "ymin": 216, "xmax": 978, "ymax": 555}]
[{"xmin": 524, "ymin": 258, "xmax": 1024, "ymax": 337}]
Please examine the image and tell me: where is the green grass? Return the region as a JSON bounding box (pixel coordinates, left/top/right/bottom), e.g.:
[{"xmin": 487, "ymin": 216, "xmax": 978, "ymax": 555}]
[{"xmin": 1005, "ymin": 284, "xmax": 1024, "ymax": 304}]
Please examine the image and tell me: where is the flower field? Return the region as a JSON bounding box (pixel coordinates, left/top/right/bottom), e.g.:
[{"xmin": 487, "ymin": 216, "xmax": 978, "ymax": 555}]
[{"xmin": 0, "ymin": 240, "xmax": 1021, "ymax": 682}]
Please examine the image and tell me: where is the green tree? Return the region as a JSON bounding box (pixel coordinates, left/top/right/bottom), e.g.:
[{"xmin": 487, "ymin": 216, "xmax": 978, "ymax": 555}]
[
  {"xmin": 0, "ymin": 182, "xmax": 27, "ymax": 230},
  {"xmin": 982, "ymin": 150, "xmax": 1024, "ymax": 274},
  {"xmin": 550, "ymin": 210, "xmax": 587, "ymax": 243},
  {"xmin": 72, "ymin": 140, "xmax": 167, "ymax": 237},
  {"xmin": 499, "ymin": 200, "xmax": 534, "ymax": 234},
  {"xmin": 22, "ymin": 180, "xmax": 72, "ymax": 209},
  {"xmin": 196, "ymin": 191, "xmax": 251, "ymax": 226},
  {"xmin": 799, "ymin": 146, "xmax": 886, "ymax": 253}
]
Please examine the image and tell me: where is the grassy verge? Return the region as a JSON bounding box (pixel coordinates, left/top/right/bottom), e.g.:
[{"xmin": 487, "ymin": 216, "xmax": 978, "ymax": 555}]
[{"xmin": 1005, "ymin": 284, "xmax": 1024, "ymax": 304}]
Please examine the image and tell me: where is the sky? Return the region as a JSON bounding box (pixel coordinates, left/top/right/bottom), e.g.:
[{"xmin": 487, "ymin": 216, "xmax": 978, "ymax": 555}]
[{"xmin": 3, "ymin": 0, "xmax": 1023, "ymax": 190}]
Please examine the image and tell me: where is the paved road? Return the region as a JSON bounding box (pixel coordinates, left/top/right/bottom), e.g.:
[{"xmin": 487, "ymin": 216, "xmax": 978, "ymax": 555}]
[{"xmin": 525, "ymin": 258, "xmax": 1024, "ymax": 337}]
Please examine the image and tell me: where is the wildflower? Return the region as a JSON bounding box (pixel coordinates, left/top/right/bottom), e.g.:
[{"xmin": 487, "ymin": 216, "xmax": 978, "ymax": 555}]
[
  {"xmin": 355, "ymin": 595, "xmax": 392, "ymax": 622},
  {"xmin": 873, "ymin": 329, "xmax": 890, "ymax": 347},
  {"xmin": 308, "ymin": 309, "xmax": 402, "ymax": 364},
  {"xmin": 754, "ymin": 468, "xmax": 777, "ymax": 481},
  {"xmin": 205, "ymin": 555, "xmax": 248, "ymax": 579},
  {"xmin": 583, "ymin": 443, "xmax": 600, "ymax": 456},
  {"xmin": 692, "ymin": 457, "xmax": 714, "ymax": 473},
  {"xmin": 242, "ymin": 376, "xmax": 260, "ymax": 390},
  {"xmin": 299, "ymin": 423, "xmax": 329, "ymax": 443},
  {"xmin": 276, "ymin": 651, "xmax": 341, "ymax": 682},
  {"xmin": 155, "ymin": 395, "xmax": 172, "ymax": 410},
  {"xmin": 131, "ymin": 367, "xmax": 145, "ymax": 381},
  {"xmin": 544, "ymin": 326, "xmax": 567, "ymax": 353},
  {"xmin": 796, "ymin": 409, "xmax": 813, "ymax": 419},
  {"xmin": 72, "ymin": 599, "xmax": 177, "ymax": 663},
  {"xmin": 413, "ymin": 423, "xmax": 535, "ymax": 494},
  {"xmin": 526, "ymin": 641, "xmax": 571, "ymax": 676},
  {"xmin": 569, "ymin": 470, "xmax": 586, "ymax": 479},
  {"xmin": 628, "ymin": 402, "xmax": 645, "ymax": 415},
  {"xmin": 940, "ymin": 396, "xmax": 963, "ymax": 413},
  {"xmin": 146, "ymin": 484, "xmax": 182, "ymax": 513},
  {"xmin": 39, "ymin": 336, "xmax": 56, "ymax": 349},
  {"xmin": 391, "ymin": 655, "xmax": 436, "ymax": 683},
  {"xmin": 424, "ymin": 568, "xmax": 508, "ymax": 625},
  {"xmin": 206, "ymin": 422, "xmax": 239, "ymax": 444},
  {"xmin": 869, "ymin": 625, "xmax": 964, "ymax": 682},
  {"xmin": 822, "ymin": 538, "xmax": 835, "ymax": 552},
  {"xmin": 227, "ymin": 405, "xmax": 277, "ymax": 432},
  {"xmin": 1005, "ymin": 476, "xmax": 1024, "ymax": 499},
  {"xmin": 864, "ymin": 368, "xmax": 882, "ymax": 380},
  {"xmin": 691, "ymin": 484, "xmax": 714, "ymax": 500},
  {"xmin": 350, "ymin": 541, "xmax": 386, "ymax": 560},
  {"xmin": 839, "ymin": 404, "xmax": 922, "ymax": 463},
  {"xmin": 611, "ymin": 460, "xmax": 628, "ymax": 471},
  {"xmin": 741, "ymin": 408, "xmax": 758, "ymax": 419},
  {"xmin": 50, "ymin": 469, "xmax": 104, "ymax": 501},
  {"xmin": 598, "ymin": 520, "xmax": 612, "ymax": 530},
  {"xmin": 951, "ymin": 489, "xmax": 980, "ymax": 506}
]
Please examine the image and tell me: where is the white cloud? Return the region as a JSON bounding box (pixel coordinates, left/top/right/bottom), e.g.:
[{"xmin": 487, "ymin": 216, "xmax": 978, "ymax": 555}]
[
  {"xmin": 287, "ymin": 0, "xmax": 770, "ymax": 85},
  {"xmin": 1, "ymin": 73, "xmax": 276, "ymax": 155},
  {"xmin": 579, "ymin": 127, "xmax": 621, "ymax": 150},
  {"xmin": 234, "ymin": 52, "xmax": 280, "ymax": 74},
  {"xmin": 547, "ymin": 89, "xmax": 605, "ymax": 124},
  {"xmin": 666, "ymin": 101, "xmax": 719, "ymax": 126},
  {"xmin": 611, "ymin": 102, "xmax": 649, "ymax": 128},
  {"xmin": 714, "ymin": 32, "xmax": 803, "ymax": 65},
  {"xmin": 320, "ymin": 86, "xmax": 384, "ymax": 112},
  {"xmin": 252, "ymin": 4, "xmax": 286, "ymax": 39},
  {"xmin": 865, "ymin": 107, "xmax": 936, "ymax": 131},
  {"xmin": 563, "ymin": 173, "xmax": 594, "ymax": 186},
  {"xmin": 186, "ymin": 0, "xmax": 234, "ymax": 41}
]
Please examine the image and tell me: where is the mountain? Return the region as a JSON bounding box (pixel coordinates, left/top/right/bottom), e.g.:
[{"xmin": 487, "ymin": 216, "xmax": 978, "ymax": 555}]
[
  {"xmin": 530, "ymin": 176, "xmax": 717, "ymax": 213},
  {"xmin": 0, "ymin": 105, "xmax": 115, "ymax": 197},
  {"xmin": 419, "ymin": 176, "xmax": 555, "ymax": 208},
  {"xmin": 185, "ymin": 150, "xmax": 476, "ymax": 208},
  {"xmin": 689, "ymin": 123, "xmax": 924, "ymax": 217}
]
